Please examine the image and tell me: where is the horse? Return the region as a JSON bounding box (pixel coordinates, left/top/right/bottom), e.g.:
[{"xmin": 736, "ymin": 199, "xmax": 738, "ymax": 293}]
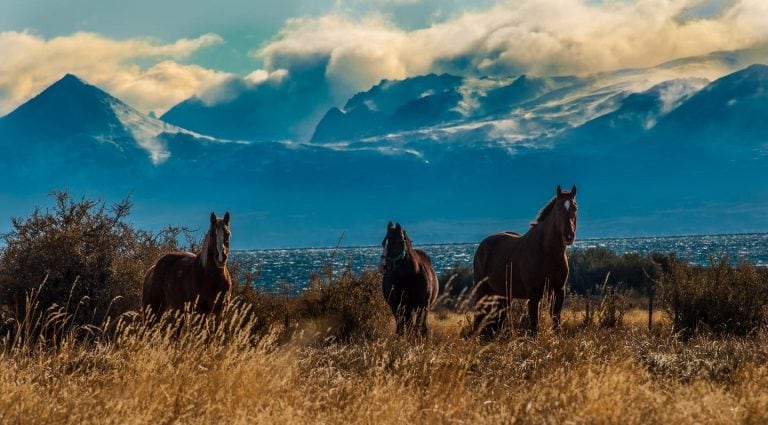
[
  {"xmin": 379, "ymin": 222, "xmax": 439, "ymax": 337},
  {"xmin": 471, "ymin": 185, "xmax": 577, "ymax": 337},
  {"xmin": 142, "ymin": 212, "xmax": 232, "ymax": 320}
]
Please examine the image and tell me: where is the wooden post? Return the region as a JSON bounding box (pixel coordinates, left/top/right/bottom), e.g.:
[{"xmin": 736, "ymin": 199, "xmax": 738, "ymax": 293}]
[
  {"xmin": 584, "ymin": 292, "xmax": 590, "ymax": 326},
  {"xmin": 673, "ymin": 281, "xmax": 679, "ymax": 328},
  {"xmin": 647, "ymin": 284, "xmax": 653, "ymax": 332}
]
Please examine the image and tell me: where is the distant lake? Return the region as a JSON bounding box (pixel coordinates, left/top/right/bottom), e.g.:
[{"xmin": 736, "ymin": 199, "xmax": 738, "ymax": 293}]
[{"xmin": 233, "ymin": 233, "xmax": 768, "ymax": 294}]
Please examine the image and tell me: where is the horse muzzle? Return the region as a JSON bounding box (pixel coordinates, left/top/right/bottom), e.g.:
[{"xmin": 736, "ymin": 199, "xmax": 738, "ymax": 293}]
[
  {"xmin": 378, "ymin": 260, "xmax": 389, "ymax": 273},
  {"xmin": 215, "ymin": 253, "xmax": 228, "ymax": 268}
]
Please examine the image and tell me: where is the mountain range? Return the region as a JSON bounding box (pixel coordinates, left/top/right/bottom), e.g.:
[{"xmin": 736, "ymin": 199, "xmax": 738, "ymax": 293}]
[{"xmin": 1, "ymin": 57, "xmax": 767, "ymax": 248}]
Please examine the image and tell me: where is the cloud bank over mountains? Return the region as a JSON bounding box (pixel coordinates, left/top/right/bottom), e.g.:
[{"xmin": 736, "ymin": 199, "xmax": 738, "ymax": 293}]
[
  {"xmin": 256, "ymin": 0, "xmax": 768, "ymax": 98},
  {"xmin": 0, "ymin": 31, "xmax": 230, "ymax": 115},
  {"xmin": 1, "ymin": 0, "xmax": 768, "ymax": 120}
]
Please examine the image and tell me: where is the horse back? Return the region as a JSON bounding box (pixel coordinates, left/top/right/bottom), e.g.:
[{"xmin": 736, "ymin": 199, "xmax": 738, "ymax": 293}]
[
  {"xmin": 474, "ymin": 232, "xmax": 521, "ymax": 281},
  {"xmin": 142, "ymin": 252, "xmax": 197, "ymax": 313}
]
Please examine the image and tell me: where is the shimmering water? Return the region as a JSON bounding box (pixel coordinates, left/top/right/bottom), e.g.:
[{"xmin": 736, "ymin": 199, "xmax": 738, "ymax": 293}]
[{"xmin": 233, "ymin": 233, "xmax": 768, "ymax": 294}]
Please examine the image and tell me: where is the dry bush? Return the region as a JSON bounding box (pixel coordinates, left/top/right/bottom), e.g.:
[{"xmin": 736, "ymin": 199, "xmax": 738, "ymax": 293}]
[
  {"xmin": 661, "ymin": 257, "xmax": 768, "ymax": 336},
  {"xmin": 597, "ymin": 287, "xmax": 626, "ymax": 328},
  {"xmin": 0, "ymin": 191, "xmax": 186, "ymax": 331},
  {"xmin": 568, "ymin": 247, "xmax": 665, "ymax": 295},
  {"xmin": 229, "ymin": 269, "xmax": 391, "ymax": 343},
  {"xmin": 436, "ymin": 262, "xmax": 474, "ymax": 312}
]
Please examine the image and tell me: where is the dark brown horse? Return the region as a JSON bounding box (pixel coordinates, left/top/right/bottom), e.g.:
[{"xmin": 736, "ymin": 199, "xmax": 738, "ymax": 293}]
[
  {"xmin": 142, "ymin": 212, "xmax": 232, "ymax": 319},
  {"xmin": 472, "ymin": 185, "xmax": 577, "ymax": 337},
  {"xmin": 380, "ymin": 222, "xmax": 439, "ymax": 336}
]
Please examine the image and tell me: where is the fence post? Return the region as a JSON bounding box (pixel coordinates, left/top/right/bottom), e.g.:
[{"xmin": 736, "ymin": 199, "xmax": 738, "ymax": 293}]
[
  {"xmin": 584, "ymin": 291, "xmax": 590, "ymax": 326},
  {"xmin": 647, "ymin": 281, "xmax": 653, "ymax": 332}
]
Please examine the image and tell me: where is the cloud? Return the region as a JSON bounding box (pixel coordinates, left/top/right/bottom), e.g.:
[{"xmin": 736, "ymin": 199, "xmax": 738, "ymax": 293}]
[
  {"xmin": 256, "ymin": 0, "xmax": 768, "ymax": 100},
  {"xmin": 0, "ymin": 31, "xmax": 230, "ymax": 115}
]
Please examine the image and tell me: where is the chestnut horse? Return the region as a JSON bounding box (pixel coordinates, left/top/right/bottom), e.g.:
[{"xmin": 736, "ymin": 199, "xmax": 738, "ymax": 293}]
[
  {"xmin": 380, "ymin": 222, "xmax": 439, "ymax": 336},
  {"xmin": 142, "ymin": 212, "xmax": 232, "ymax": 319},
  {"xmin": 472, "ymin": 185, "xmax": 577, "ymax": 337}
]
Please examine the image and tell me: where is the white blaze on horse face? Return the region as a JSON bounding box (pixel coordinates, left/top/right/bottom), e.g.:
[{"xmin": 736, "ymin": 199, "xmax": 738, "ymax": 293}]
[
  {"xmin": 216, "ymin": 226, "xmax": 224, "ymax": 263},
  {"xmin": 564, "ymin": 200, "xmax": 571, "ymax": 211}
]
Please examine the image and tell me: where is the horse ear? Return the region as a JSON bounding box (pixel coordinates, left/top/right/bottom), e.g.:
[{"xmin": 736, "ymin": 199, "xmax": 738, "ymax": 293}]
[
  {"xmin": 571, "ymin": 185, "xmax": 577, "ymax": 197},
  {"xmin": 556, "ymin": 185, "xmax": 562, "ymax": 196},
  {"xmin": 388, "ymin": 221, "xmax": 394, "ymax": 229},
  {"xmin": 210, "ymin": 212, "xmax": 217, "ymax": 225},
  {"xmin": 223, "ymin": 211, "xmax": 230, "ymax": 225},
  {"xmin": 395, "ymin": 222, "xmax": 401, "ymax": 231}
]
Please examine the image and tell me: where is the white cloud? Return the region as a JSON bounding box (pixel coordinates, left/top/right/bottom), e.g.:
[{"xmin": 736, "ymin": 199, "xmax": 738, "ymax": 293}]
[
  {"xmin": 0, "ymin": 31, "xmax": 230, "ymax": 115},
  {"xmin": 4, "ymin": 1, "xmax": 767, "ymax": 118},
  {"xmin": 256, "ymin": 0, "xmax": 768, "ymax": 99}
]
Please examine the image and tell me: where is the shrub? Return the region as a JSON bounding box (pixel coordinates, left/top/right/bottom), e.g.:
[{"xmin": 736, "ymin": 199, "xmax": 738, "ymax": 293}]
[
  {"xmin": 231, "ymin": 269, "xmax": 392, "ymax": 342},
  {"xmin": 436, "ymin": 262, "xmax": 474, "ymax": 311},
  {"xmin": 286, "ymin": 269, "xmax": 391, "ymax": 341},
  {"xmin": 597, "ymin": 287, "xmax": 626, "ymax": 328},
  {"xmin": 230, "ymin": 278, "xmax": 289, "ymax": 338},
  {"xmin": 660, "ymin": 257, "xmax": 768, "ymax": 336},
  {"xmin": 568, "ymin": 247, "xmax": 664, "ymax": 295},
  {"xmin": 0, "ymin": 191, "xmax": 185, "ymax": 329}
]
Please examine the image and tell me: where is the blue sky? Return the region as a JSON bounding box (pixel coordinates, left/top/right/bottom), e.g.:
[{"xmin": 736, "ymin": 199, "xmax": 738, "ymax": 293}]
[{"xmin": 1, "ymin": 0, "xmax": 767, "ymax": 116}]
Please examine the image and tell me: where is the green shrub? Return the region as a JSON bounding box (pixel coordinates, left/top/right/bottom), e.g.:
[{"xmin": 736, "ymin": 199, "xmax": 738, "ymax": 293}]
[
  {"xmin": 660, "ymin": 257, "xmax": 768, "ymax": 336},
  {"xmin": 0, "ymin": 191, "xmax": 185, "ymax": 329}
]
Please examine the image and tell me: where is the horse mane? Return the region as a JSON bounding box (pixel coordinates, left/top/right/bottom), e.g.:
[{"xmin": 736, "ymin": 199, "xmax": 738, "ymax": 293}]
[
  {"xmin": 533, "ymin": 196, "xmax": 558, "ymax": 224},
  {"xmin": 198, "ymin": 227, "xmax": 212, "ymax": 269},
  {"xmin": 402, "ymin": 230, "xmax": 413, "ymax": 252},
  {"xmin": 401, "ymin": 229, "xmax": 419, "ymax": 273}
]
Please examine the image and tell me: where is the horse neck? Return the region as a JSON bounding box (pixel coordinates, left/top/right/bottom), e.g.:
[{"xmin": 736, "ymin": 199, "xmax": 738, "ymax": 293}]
[
  {"xmin": 197, "ymin": 230, "xmax": 221, "ymax": 274},
  {"xmin": 394, "ymin": 238, "xmax": 420, "ymax": 275},
  {"xmin": 527, "ymin": 213, "xmax": 566, "ymax": 256}
]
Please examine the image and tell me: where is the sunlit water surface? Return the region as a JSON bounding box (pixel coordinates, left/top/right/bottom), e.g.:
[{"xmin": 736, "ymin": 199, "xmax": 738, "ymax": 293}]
[{"xmin": 233, "ymin": 233, "xmax": 768, "ymax": 294}]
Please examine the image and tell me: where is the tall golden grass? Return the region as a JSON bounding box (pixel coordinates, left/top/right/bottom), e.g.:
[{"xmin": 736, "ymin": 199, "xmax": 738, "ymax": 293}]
[
  {"xmin": 1, "ymin": 293, "xmax": 767, "ymax": 425},
  {"xmin": 3, "ymin": 193, "xmax": 766, "ymax": 423}
]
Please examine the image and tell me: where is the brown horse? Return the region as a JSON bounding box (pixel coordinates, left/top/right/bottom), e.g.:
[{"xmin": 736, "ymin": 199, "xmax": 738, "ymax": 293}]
[
  {"xmin": 472, "ymin": 185, "xmax": 577, "ymax": 337},
  {"xmin": 142, "ymin": 212, "xmax": 232, "ymax": 319},
  {"xmin": 380, "ymin": 222, "xmax": 439, "ymax": 336}
]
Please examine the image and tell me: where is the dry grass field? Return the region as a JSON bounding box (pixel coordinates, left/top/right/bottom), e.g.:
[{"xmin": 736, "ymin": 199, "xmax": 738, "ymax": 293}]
[{"xmin": 1, "ymin": 301, "xmax": 767, "ymax": 425}]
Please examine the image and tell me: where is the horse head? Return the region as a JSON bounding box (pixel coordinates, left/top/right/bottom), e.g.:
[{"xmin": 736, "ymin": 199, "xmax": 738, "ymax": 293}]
[
  {"xmin": 554, "ymin": 185, "xmax": 578, "ymax": 245},
  {"xmin": 380, "ymin": 221, "xmax": 410, "ymax": 271},
  {"xmin": 207, "ymin": 211, "xmax": 231, "ymax": 268}
]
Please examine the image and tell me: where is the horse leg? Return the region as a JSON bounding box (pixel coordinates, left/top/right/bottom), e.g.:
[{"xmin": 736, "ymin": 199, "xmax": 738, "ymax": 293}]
[
  {"xmin": 471, "ymin": 305, "xmax": 488, "ymax": 338},
  {"xmin": 406, "ymin": 307, "xmax": 421, "ymax": 337},
  {"xmin": 471, "ymin": 279, "xmax": 502, "ymax": 338},
  {"xmin": 417, "ymin": 307, "xmax": 429, "ymax": 338},
  {"xmin": 397, "ymin": 319, "xmax": 405, "ymax": 336},
  {"xmin": 476, "ymin": 296, "xmax": 506, "ymax": 339},
  {"xmin": 395, "ymin": 310, "xmax": 406, "ymax": 336},
  {"xmin": 550, "ymin": 288, "xmax": 565, "ymax": 329},
  {"xmin": 472, "ymin": 296, "xmax": 491, "ymax": 338},
  {"xmin": 527, "ymin": 297, "xmax": 540, "ymax": 336},
  {"xmin": 487, "ymin": 298, "xmax": 507, "ymax": 337}
]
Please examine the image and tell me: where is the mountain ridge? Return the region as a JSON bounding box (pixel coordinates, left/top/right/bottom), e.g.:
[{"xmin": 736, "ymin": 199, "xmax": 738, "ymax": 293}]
[{"xmin": 2, "ymin": 63, "xmax": 768, "ymax": 247}]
